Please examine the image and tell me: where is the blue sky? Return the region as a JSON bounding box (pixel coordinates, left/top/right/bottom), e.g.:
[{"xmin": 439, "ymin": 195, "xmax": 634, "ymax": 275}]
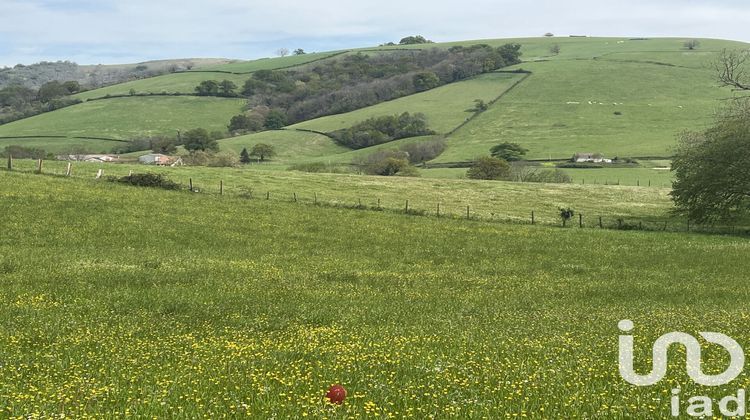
[{"xmin": 1, "ymin": 0, "xmax": 749, "ymax": 66}]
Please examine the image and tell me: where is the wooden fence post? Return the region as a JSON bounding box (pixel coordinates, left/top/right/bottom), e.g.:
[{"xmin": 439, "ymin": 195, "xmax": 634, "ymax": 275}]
[
  {"xmin": 293, "ymin": 192, "xmax": 297, "ymax": 202},
  {"xmin": 579, "ymin": 213, "xmax": 583, "ymax": 228},
  {"xmin": 377, "ymin": 198, "xmax": 381, "ymax": 209},
  {"xmin": 405, "ymin": 200, "xmax": 409, "ymax": 214},
  {"xmin": 189, "ymin": 178, "xmax": 193, "ymax": 191},
  {"xmin": 95, "ymin": 169, "xmax": 103, "ymax": 179},
  {"xmin": 6, "ymin": 154, "xmax": 11, "ymax": 171},
  {"xmin": 36, "ymin": 159, "xmax": 43, "ymax": 174},
  {"xmin": 437, "ymin": 202, "xmax": 440, "ymax": 217},
  {"xmin": 531, "ymin": 211, "xmax": 535, "ymax": 225},
  {"xmin": 599, "ymin": 216, "xmax": 603, "ymax": 229},
  {"xmin": 637, "ymin": 179, "xmax": 640, "ymax": 187},
  {"xmin": 466, "ymin": 205, "xmax": 470, "ymax": 219},
  {"xmin": 65, "ymin": 162, "xmax": 72, "ymax": 177},
  {"xmin": 314, "ymin": 193, "xmax": 318, "ymax": 204},
  {"xmin": 266, "ymin": 191, "xmax": 270, "ymax": 200},
  {"xmin": 220, "ymin": 180, "xmax": 224, "ymax": 195}
]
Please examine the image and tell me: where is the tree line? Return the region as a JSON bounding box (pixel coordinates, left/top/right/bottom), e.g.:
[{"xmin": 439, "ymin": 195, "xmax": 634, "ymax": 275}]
[{"xmin": 0, "ymin": 80, "xmax": 83, "ymax": 124}]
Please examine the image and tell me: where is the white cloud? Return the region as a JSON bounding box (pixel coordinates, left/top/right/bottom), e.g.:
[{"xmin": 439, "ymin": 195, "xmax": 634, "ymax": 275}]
[{"xmin": 0, "ymin": 0, "xmax": 748, "ymax": 66}]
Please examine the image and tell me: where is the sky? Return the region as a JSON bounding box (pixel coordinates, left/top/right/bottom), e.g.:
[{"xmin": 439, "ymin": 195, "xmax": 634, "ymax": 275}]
[{"xmin": 1, "ymin": 0, "xmax": 749, "ymax": 67}]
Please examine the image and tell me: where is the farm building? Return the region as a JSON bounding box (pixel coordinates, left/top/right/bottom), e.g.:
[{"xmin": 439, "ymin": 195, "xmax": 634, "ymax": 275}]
[
  {"xmin": 57, "ymin": 154, "xmax": 119, "ymax": 163},
  {"xmin": 138, "ymin": 154, "xmax": 182, "ymax": 166},
  {"xmin": 573, "ymin": 153, "xmax": 612, "ymax": 164}
]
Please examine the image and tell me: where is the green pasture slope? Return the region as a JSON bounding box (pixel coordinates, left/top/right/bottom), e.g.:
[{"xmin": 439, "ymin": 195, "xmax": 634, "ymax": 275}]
[
  {"xmin": 2, "ymin": 170, "xmax": 750, "ymax": 417},
  {"xmin": 436, "ymin": 37, "xmax": 748, "ymax": 162},
  {"xmin": 0, "ymin": 96, "xmax": 246, "ymax": 141}
]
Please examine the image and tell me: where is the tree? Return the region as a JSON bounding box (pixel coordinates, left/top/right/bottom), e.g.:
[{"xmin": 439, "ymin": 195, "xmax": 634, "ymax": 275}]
[
  {"xmin": 293, "ymin": 49, "xmax": 306, "ymax": 55},
  {"xmin": 264, "ymin": 109, "xmax": 287, "ymax": 129},
  {"xmin": 218, "ymin": 80, "xmax": 237, "ymax": 97},
  {"xmin": 399, "ymin": 35, "xmax": 433, "ymax": 45},
  {"xmin": 550, "ymin": 44, "xmax": 561, "ymax": 55},
  {"xmin": 151, "ymin": 137, "xmax": 177, "ymax": 154},
  {"xmin": 413, "ymin": 71, "xmax": 440, "ymax": 91},
  {"xmin": 240, "ymin": 147, "xmax": 251, "ymax": 164},
  {"xmin": 684, "ymin": 39, "xmax": 700, "ymax": 50},
  {"xmin": 37, "ymin": 81, "xmax": 67, "ymax": 103},
  {"xmin": 195, "ymin": 80, "xmax": 219, "ymax": 96},
  {"xmin": 671, "ymin": 99, "xmax": 750, "ymax": 223},
  {"xmin": 466, "ymin": 156, "xmax": 511, "ymax": 180},
  {"xmin": 472, "ymin": 99, "xmax": 488, "ymax": 112},
  {"xmin": 490, "ymin": 142, "xmax": 528, "ymax": 161},
  {"xmin": 276, "ymin": 48, "xmax": 290, "ymax": 57},
  {"xmin": 229, "ymin": 114, "xmax": 262, "ymax": 132},
  {"xmin": 62, "ymin": 81, "xmax": 81, "ymax": 94},
  {"xmin": 714, "ymin": 49, "xmax": 750, "ymax": 91},
  {"xmin": 183, "ymin": 128, "xmax": 219, "ymax": 152},
  {"xmin": 249, "ymin": 143, "xmax": 276, "ymax": 161}
]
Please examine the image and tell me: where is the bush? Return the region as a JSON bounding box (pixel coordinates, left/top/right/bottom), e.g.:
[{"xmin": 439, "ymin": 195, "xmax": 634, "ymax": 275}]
[
  {"xmin": 399, "ymin": 137, "xmax": 446, "ymax": 163},
  {"xmin": 207, "ymin": 152, "xmax": 240, "ymax": 167},
  {"xmin": 466, "ymin": 157, "xmax": 511, "ymax": 180},
  {"xmin": 356, "ymin": 150, "xmax": 419, "ymax": 176},
  {"xmin": 556, "ymin": 162, "xmax": 604, "ymax": 169},
  {"xmin": 331, "ymin": 113, "xmax": 435, "ymax": 149},
  {"xmin": 288, "ymin": 162, "xmax": 343, "ymax": 173},
  {"xmin": 2, "ymin": 145, "xmax": 47, "ymax": 159},
  {"xmin": 112, "ymin": 173, "xmax": 181, "ymax": 190}
]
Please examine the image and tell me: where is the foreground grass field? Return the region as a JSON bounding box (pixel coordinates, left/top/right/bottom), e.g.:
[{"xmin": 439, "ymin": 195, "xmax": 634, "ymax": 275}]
[{"xmin": 2, "ymin": 171, "xmax": 750, "ymax": 418}]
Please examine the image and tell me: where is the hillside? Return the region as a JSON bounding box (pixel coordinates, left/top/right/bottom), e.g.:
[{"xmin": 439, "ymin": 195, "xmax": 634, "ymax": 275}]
[
  {"xmin": 2, "ymin": 169, "xmax": 750, "ymax": 417},
  {"xmin": 0, "ymin": 36, "xmax": 746, "ymax": 171}
]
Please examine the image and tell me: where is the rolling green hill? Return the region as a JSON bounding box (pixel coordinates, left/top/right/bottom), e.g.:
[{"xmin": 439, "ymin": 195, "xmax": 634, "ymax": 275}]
[
  {"xmin": 0, "ymin": 96, "xmax": 245, "ymax": 143},
  {"xmin": 0, "ymin": 36, "xmax": 746, "ymax": 169}
]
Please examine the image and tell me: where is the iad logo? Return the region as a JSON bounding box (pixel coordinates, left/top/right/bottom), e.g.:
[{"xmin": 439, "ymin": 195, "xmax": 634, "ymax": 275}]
[
  {"xmin": 618, "ymin": 319, "xmax": 744, "ymax": 386},
  {"xmin": 618, "ymin": 320, "xmax": 747, "ymax": 417}
]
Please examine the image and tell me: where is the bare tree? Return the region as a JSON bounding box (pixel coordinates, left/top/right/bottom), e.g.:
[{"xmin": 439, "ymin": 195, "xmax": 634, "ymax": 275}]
[
  {"xmin": 549, "ymin": 44, "xmax": 561, "ymax": 55},
  {"xmin": 714, "ymin": 49, "xmax": 750, "ymax": 91},
  {"xmin": 276, "ymin": 48, "xmax": 290, "ymax": 57}
]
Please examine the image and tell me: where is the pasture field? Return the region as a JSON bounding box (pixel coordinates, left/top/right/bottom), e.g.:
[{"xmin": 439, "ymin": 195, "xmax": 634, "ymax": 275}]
[
  {"xmin": 195, "ymin": 51, "xmax": 345, "ymax": 73},
  {"xmin": 0, "ymin": 97, "xmax": 246, "ymax": 141},
  {"xmin": 8, "ymin": 159, "xmax": 674, "ymax": 227},
  {"xmin": 2, "ymin": 171, "xmax": 750, "ymax": 418},
  {"xmin": 73, "ymin": 73, "xmax": 250, "ymax": 100},
  {"xmin": 290, "ymin": 72, "xmax": 525, "ymax": 134},
  {"xmin": 437, "ymin": 57, "xmax": 726, "ymax": 162},
  {"xmin": 219, "ymin": 130, "xmax": 348, "ymax": 164},
  {"xmin": 0, "ymin": 136, "xmax": 126, "ymax": 154}
]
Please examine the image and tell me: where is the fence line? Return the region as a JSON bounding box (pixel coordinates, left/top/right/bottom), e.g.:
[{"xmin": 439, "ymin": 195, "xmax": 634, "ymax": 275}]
[{"xmin": 3, "ymin": 161, "xmax": 744, "ymax": 236}]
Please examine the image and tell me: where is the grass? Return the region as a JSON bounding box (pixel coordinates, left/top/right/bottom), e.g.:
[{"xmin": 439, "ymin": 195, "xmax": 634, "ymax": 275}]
[
  {"xmin": 0, "ymin": 96, "xmax": 246, "ymax": 142},
  {"xmin": 290, "ymin": 72, "xmax": 525, "ymax": 134},
  {"xmin": 437, "ymin": 57, "xmax": 729, "ymax": 162},
  {"xmin": 195, "ymin": 51, "xmax": 345, "ymax": 73},
  {"xmin": 2, "ymin": 170, "xmax": 750, "ymax": 417},
  {"xmin": 8, "ymin": 158, "xmax": 674, "ymax": 227},
  {"xmin": 218, "ymin": 130, "xmax": 348, "ymax": 164},
  {"xmin": 0, "ymin": 136, "xmax": 126, "ymax": 154},
  {"xmin": 73, "ymin": 73, "xmax": 249, "ymax": 100}
]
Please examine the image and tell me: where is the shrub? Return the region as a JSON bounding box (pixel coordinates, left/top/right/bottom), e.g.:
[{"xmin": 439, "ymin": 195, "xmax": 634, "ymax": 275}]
[
  {"xmin": 399, "ymin": 137, "xmax": 446, "ymax": 163},
  {"xmin": 331, "ymin": 113, "xmax": 434, "ymax": 149},
  {"xmin": 490, "ymin": 142, "xmax": 528, "ymax": 161},
  {"xmin": 466, "ymin": 157, "xmax": 511, "ymax": 180},
  {"xmin": 356, "ymin": 150, "xmax": 419, "ymax": 176},
  {"xmin": 112, "ymin": 173, "xmax": 181, "ymax": 190},
  {"xmin": 208, "ymin": 152, "xmax": 240, "ymax": 167}
]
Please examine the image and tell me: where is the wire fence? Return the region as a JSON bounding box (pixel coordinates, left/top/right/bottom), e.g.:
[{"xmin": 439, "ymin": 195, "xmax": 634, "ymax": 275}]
[{"xmin": 4, "ymin": 157, "xmax": 747, "ymax": 237}]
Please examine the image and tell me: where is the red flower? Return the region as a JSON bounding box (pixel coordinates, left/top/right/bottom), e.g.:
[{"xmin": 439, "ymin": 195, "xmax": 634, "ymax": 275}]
[{"xmin": 325, "ymin": 384, "xmax": 347, "ymax": 405}]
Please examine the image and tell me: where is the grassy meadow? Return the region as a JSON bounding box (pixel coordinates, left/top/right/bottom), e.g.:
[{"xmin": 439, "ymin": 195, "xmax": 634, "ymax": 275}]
[
  {"xmin": 2, "ymin": 170, "xmax": 750, "ymax": 418},
  {"xmin": 8, "ymin": 159, "xmax": 675, "ymax": 228},
  {"xmin": 0, "ymin": 96, "xmax": 246, "ymax": 141}
]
